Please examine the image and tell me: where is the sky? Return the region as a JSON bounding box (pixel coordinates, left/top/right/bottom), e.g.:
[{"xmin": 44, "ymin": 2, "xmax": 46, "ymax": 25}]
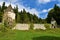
[{"xmin": 0, "ymin": 0, "xmax": 60, "ymax": 19}]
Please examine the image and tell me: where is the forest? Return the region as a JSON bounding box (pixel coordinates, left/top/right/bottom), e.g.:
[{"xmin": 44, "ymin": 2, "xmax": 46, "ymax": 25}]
[
  {"xmin": 0, "ymin": 2, "xmax": 60, "ymax": 25},
  {"xmin": 0, "ymin": 2, "xmax": 43, "ymax": 24},
  {"xmin": 47, "ymin": 4, "xmax": 60, "ymax": 25}
]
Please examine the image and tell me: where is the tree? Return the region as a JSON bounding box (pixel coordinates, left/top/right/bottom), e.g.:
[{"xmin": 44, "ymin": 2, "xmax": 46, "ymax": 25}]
[
  {"xmin": 1, "ymin": 2, "xmax": 7, "ymax": 12},
  {"xmin": 33, "ymin": 14, "xmax": 38, "ymax": 23},
  {"xmin": 13, "ymin": 5, "xmax": 18, "ymax": 22},
  {"xmin": 0, "ymin": 2, "xmax": 7, "ymax": 22},
  {"xmin": 27, "ymin": 12, "xmax": 33, "ymax": 23},
  {"xmin": 47, "ymin": 4, "xmax": 60, "ymax": 25},
  {"xmin": 16, "ymin": 12, "xmax": 20, "ymax": 23},
  {"xmin": 22, "ymin": 9, "xmax": 29, "ymax": 23}
]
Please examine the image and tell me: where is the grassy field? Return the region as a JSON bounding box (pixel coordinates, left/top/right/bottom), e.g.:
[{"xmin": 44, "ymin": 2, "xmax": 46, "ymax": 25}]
[{"xmin": 0, "ymin": 28, "xmax": 60, "ymax": 40}]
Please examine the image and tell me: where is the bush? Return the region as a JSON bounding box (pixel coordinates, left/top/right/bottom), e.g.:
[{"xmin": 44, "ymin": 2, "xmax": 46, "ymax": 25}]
[
  {"xmin": 44, "ymin": 24, "xmax": 51, "ymax": 29},
  {"xmin": 0, "ymin": 23, "xmax": 14, "ymax": 32},
  {"xmin": 0, "ymin": 24, "xmax": 8, "ymax": 32},
  {"xmin": 29, "ymin": 23, "xmax": 34, "ymax": 30},
  {"xmin": 4, "ymin": 19, "xmax": 16, "ymax": 29}
]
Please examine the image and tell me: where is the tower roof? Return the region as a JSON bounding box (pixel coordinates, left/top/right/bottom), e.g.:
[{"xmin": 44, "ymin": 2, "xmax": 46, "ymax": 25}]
[
  {"xmin": 4, "ymin": 4, "xmax": 13, "ymax": 12},
  {"xmin": 51, "ymin": 17, "xmax": 55, "ymax": 21},
  {"xmin": 8, "ymin": 4, "xmax": 12, "ymax": 9}
]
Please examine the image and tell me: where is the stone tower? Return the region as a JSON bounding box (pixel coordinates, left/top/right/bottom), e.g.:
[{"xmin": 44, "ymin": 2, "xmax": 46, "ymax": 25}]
[
  {"xmin": 3, "ymin": 4, "xmax": 16, "ymax": 28},
  {"xmin": 51, "ymin": 17, "xmax": 57, "ymax": 28}
]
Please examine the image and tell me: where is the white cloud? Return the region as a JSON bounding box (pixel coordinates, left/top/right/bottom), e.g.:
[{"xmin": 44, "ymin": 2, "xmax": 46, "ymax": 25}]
[
  {"xmin": 9, "ymin": 0, "xmax": 18, "ymax": 3},
  {"xmin": 38, "ymin": 0, "xmax": 51, "ymax": 4},
  {"xmin": 0, "ymin": 2, "xmax": 3, "ymax": 6},
  {"xmin": 57, "ymin": 4, "xmax": 60, "ymax": 7},
  {"xmin": 5, "ymin": 2, "xmax": 16, "ymax": 8},
  {"xmin": 37, "ymin": 0, "xmax": 56, "ymax": 4},
  {"xmin": 3, "ymin": 0, "xmax": 18, "ymax": 3},
  {"xmin": 56, "ymin": 0, "xmax": 60, "ymax": 6},
  {"xmin": 18, "ymin": 4, "xmax": 40, "ymax": 17},
  {"xmin": 48, "ymin": 8, "xmax": 52, "ymax": 11},
  {"xmin": 0, "ymin": 0, "xmax": 53, "ymax": 18},
  {"xmin": 27, "ymin": 8, "xmax": 39, "ymax": 17},
  {"xmin": 42, "ymin": 9, "xmax": 48, "ymax": 13},
  {"xmin": 39, "ymin": 8, "xmax": 52, "ymax": 19},
  {"xmin": 0, "ymin": 1, "xmax": 40, "ymax": 17},
  {"xmin": 41, "ymin": 8, "xmax": 52, "ymax": 13}
]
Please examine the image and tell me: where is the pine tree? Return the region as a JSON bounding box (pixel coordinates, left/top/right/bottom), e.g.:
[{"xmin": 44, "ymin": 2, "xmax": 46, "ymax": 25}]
[
  {"xmin": 13, "ymin": 5, "xmax": 18, "ymax": 22},
  {"xmin": 1, "ymin": 2, "xmax": 7, "ymax": 12},
  {"xmin": 22, "ymin": 9, "xmax": 29, "ymax": 23},
  {"xmin": 47, "ymin": 4, "xmax": 60, "ymax": 25},
  {"xmin": 33, "ymin": 14, "xmax": 38, "ymax": 23}
]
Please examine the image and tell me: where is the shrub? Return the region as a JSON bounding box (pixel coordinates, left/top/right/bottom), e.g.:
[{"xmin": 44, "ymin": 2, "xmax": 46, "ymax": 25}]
[
  {"xmin": 0, "ymin": 23, "xmax": 15, "ymax": 32},
  {"xmin": 4, "ymin": 19, "xmax": 16, "ymax": 29},
  {"xmin": 44, "ymin": 24, "xmax": 51, "ymax": 29},
  {"xmin": 29, "ymin": 23, "xmax": 34, "ymax": 30},
  {"xmin": 0, "ymin": 24, "xmax": 8, "ymax": 32}
]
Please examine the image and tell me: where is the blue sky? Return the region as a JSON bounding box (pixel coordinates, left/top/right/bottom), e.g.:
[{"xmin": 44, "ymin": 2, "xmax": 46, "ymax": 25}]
[{"xmin": 0, "ymin": 0, "xmax": 60, "ymax": 19}]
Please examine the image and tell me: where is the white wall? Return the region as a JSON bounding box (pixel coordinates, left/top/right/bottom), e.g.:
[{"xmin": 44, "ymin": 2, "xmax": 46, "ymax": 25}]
[
  {"xmin": 34, "ymin": 24, "xmax": 46, "ymax": 30},
  {"xmin": 13, "ymin": 24, "xmax": 46, "ymax": 30}
]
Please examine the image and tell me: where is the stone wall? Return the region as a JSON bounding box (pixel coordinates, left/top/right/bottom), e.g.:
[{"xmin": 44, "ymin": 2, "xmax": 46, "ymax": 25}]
[
  {"xmin": 13, "ymin": 24, "xmax": 46, "ymax": 30},
  {"xmin": 13, "ymin": 24, "xmax": 30, "ymax": 30},
  {"xmin": 3, "ymin": 5, "xmax": 16, "ymax": 28},
  {"xmin": 34, "ymin": 24, "xmax": 46, "ymax": 30}
]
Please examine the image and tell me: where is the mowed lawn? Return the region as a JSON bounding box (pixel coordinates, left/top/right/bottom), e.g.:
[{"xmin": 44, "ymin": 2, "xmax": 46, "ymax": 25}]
[{"xmin": 0, "ymin": 28, "xmax": 60, "ymax": 40}]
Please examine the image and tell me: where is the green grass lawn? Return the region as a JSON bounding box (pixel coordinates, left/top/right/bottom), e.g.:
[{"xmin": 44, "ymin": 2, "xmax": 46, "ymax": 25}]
[{"xmin": 0, "ymin": 28, "xmax": 60, "ymax": 40}]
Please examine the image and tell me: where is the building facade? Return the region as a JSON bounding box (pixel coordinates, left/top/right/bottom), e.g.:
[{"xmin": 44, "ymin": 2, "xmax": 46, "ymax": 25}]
[{"xmin": 3, "ymin": 4, "xmax": 15, "ymax": 28}]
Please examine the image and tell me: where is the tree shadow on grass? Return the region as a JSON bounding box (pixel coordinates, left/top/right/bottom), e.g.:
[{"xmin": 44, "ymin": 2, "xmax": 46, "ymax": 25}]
[{"xmin": 32, "ymin": 36, "xmax": 60, "ymax": 40}]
